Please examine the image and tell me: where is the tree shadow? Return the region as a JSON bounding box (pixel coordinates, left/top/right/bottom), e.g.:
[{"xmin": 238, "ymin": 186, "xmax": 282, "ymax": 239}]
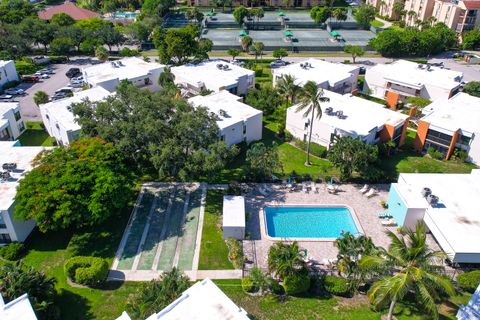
[{"xmin": 56, "ymin": 288, "xmax": 93, "ymax": 320}]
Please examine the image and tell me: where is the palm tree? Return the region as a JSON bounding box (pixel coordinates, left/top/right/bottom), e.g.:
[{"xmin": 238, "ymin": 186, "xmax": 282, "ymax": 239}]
[
  {"xmin": 379, "ymin": 0, "xmax": 386, "ymax": 15},
  {"xmin": 253, "ymin": 41, "xmax": 264, "ymax": 62},
  {"xmin": 33, "ymin": 91, "xmax": 49, "ymax": 107},
  {"xmin": 360, "ymin": 222, "xmax": 455, "ymax": 320},
  {"xmin": 296, "ymin": 81, "xmax": 330, "ymax": 166},
  {"xmin": 276, "ymin": 74, "xmax": 300, "ymax": 107},
  {"xmin": 240, "ymin": 35, "xmax": 253, "ymax": 52},
  {"xmin": 267, "ymin": 241, "xmax": 306, "ymax": 280}
]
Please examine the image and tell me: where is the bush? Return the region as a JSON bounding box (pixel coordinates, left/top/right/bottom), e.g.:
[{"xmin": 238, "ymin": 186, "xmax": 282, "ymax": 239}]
[
  {"xmin": 283, "ymin": 271, "xmax": 311, "ymax": 295},
  {"xmin": 225, "ymin": 238, "xmax": 243, "ymax": 269},
  {"xmin": 254, "ymin": 67, "xmax": 263, "ymax": 77},
  {"xmin": 64, "ymin": 256, "xmax": 109, "ymax": 286},
  {"xmin": 0, "ymin": 242, "xmax": 25, "ymax": 260},
  {"xmin": 15, "ymin": 61, "xmax": 42, "ymax": 75},
  {"xmin": 241, "ymin": 277, "xmax": 254, "ymax": 292},
  {"xmin": 324, "ymin": 275, "xmax": 350, "ymax": 296},
  {"xmin": 119, "ymin": 47, "xmax": 138, "ymax": 57},
  {"xmin": 427, "ymin": 147, "xmax": 443, "ymax": 160},
  {"xmin": 457, "ymin": 270, "xmax": 480, "ymax": 293}
]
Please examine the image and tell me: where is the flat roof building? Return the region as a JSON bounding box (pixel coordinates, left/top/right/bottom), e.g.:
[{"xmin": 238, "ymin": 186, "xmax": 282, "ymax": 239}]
[
  {"xmin": 39, "ymin": 87, "xmax": 112, "ymax": 146},
  {"xmin": 1, "ymin": 103, "xmax": 25, "ymax": 141},
  {"xmin": 387, "ymin": 169, "xmax": 480, "ymax": 263},
  {"xmin": 272, "ymin": 59, "xmax": 360, "ymax": 95},
  {"xmin": 188, "ymin": 91, "xmax": 262, "ymax": 146},
  {"xmin": 364, "ymin": 60, "xmax": 463, "ymax": 109},
  {"xmin": 0, "ymin": 141, "xmax": 52, "ymax": 244},
  {"xmin": 286, "ymin": 90, "xmax": 409, "ymax": 149},
  {"xmin": 0, "ymin": 293, "xmax": 37, "ymax": 320},
  {"xmin": 223, "ymin": 195, "xmax": 245, "ymax": 240},
  {"xmin": 82, "ymin": 57, "xmax": 165, "ymax": 93},
  {"xmin": 172, "ymin": 60, "xmax": 255, "ymax": 96},
  {"xmin": 414, "ymin": 93, "xmax": 480, "ymax": 164}
]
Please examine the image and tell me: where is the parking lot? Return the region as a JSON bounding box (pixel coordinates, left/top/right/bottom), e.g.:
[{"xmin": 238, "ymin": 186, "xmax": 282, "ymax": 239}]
[{"xmin": 13, "ymin": 58, "xmax": 97, "ymax": 121}]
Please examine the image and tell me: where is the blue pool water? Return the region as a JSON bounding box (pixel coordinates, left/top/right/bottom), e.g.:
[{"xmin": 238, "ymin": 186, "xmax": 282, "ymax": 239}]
[
  {"xmin": 264, "ymin": 206, "xmax": 359, "ymax": 238},
  {"xmin": 114, "ymin": 12, "xmax": 138, "ymax": 18}
]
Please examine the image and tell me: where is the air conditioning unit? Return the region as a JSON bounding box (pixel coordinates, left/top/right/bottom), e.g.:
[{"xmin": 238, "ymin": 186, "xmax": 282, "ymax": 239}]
[
  {"xmin": 427, "ymin": 194, "xmax": 439, "ymax": 206},
  {"xmin": 421, "ymin": 187, "xmax": 432, "ymax": 198},
  {"xmin": 2, "ymin": 163, "xmax": 17, "ymax": 171},
  {"xmin": 1, "ymin": 171, "xmax": 11, "ymax": 181}
]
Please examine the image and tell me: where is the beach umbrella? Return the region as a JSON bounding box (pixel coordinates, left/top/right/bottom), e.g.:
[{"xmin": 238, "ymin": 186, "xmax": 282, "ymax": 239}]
[
  {"xmin": 239, "ymin": 30, "xmax": 247, "ymax": 37},
  {"xmin": 284, "ymin": 30, "xmax": 293, "ymax": 37},
  {"xmin": 278, "ymin": 11, "xmax": 285, "ymax": 16},
  {"xmin": 330, "ymin": 31, "xmax": 340, "ymax": 38}
]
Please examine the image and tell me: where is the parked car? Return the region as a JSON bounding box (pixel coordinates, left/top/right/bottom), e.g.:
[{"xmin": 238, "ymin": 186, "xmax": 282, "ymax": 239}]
[
  {"xmin": 40, "ymin": 67, "xmax": 54, "ymax": 74},
  {"xmin": 270, "ymin": 60, "xmax": 289, "ymax": 69},
  {"xmin": 55, "ymin": 87, "xmax": 73, "ymax": 95},
  {"xmin": 231, "ymin": 59, "xmax": 245, "ymax": 66},
  {"xmin": 69, "ymin": 82, "xmax": 85, "ymax": 88},
  {"xmin": 0, "ymin": 94, "xmax": 14, "ymax": 101},
  {"xmin": 21, "ymin": 75, "xmax": 40, "ymax": 83},
  {"xmin": 51, "ymin": 92, "xmax": 69, "ymax": 101},
  {"xmin": 66, "ymin": 68, "xmax": 81, "ymax": 78},
  {"xmin": 71, "ymin": 76, "xmax": 83, "ymax": 81},
  {"xmin": 4, "ymin": 88, "xmax": 25, "ymax": 95}
]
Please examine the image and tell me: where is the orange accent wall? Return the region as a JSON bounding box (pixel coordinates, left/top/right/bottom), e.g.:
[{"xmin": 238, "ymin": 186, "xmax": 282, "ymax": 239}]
[
  {"xmin": 385, "ymin": 91, "xmax": 400, "ymax": 110},
  {"xmin": 398, "ymin": 120, "xmax": 409, "ymax": 147},
  {"xmin": 446, "ymin": 130, "xmax": 460, "ymax": 160},
  {"xmin": 414, "ymin": 120, "xmax": 430, "ymax": 151},
  {"xmin": 379, "ymin": 124, "xmax": 395, "ymax": 142}
]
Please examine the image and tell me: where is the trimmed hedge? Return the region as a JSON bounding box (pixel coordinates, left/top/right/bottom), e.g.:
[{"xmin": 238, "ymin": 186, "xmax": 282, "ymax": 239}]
[
  {"xmin": 241, "ymin": 277, "xmax": 254, "ymax": 293},
  {"xmin": 283, "ymin": 271, "xmax": 311, "ymax": 295},
  {"xmin": 64, "ymin": 256, "xmax": 109, "ymax": 286},
  {"xmin": 457, "ymin": 270, "xmax": 480, "ymax": 293},
  {"xmin": 324, "ymin": 275, "xmax": 350, "ymax": 296},
  {"xmin": 0, "ymin": 242, "xmax": 25, "ymax": 260}
]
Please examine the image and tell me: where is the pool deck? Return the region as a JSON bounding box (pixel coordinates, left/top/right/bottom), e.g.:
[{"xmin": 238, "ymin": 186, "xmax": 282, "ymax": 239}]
[{"xmin": 244, "ymin": 183, "xmax": 442, "ymax": 270}]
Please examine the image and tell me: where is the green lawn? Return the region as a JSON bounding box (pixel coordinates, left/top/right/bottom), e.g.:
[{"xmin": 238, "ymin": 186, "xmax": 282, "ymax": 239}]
[
  {"xmin": 371, "ymin": 19, "xmax": 385, "ymax": 28},
  {"xmin": 18, "ymin": 122, "xmax": 55, "ymax": 146},
  {"xmin": 198, "ymin": 190, "xmax": 234, "ymax": 270},
  {"xmin": 214, "ymin": 279, "xmax": 471, "ymax": 320}
]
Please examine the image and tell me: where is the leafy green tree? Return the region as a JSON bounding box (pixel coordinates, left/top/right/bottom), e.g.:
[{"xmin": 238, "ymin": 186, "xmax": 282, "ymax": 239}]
[
  {"xmin": 327, "ymin": 136, "xmax": 380, "ymax": 180},
  {"xmin": 50, "ymin": 37, "xmax": 74, "ymax": 57},
  {"xmin": 95, "ymin": 46, "xmax": 109, "ymax": 62},
  {"xmin": 0, "ymin": 0, "xmax": 35, "ymax": 24},
  {"xmin": 15, "ymin": 138, "xmax": 132, "ymax": 232},
  {"xmin": 196, "ymin": 38, "xmax": 213, "ymax": 60},
  {"xmin": 276, "ymin": 74, "xmax": 300, "ymax": 106},
  {"xmin": 0, "ymin": 261, "xmax": 57, "ymax": 319},
  {"xmin": 80, "ymin": 37, "xmax": 100, "ymax": 54},
  {"xmin": 233, "ymin": 5, "xmax": 249, "ymax": 25},
  {"xmin": 332, "ymin": 8, "xmax": 347, "ymax": 27},
  {"xmin": 20, "ymin": 17, "xmax": 57, "ymax": 54},
  {"xmin": 343, "ymin": 44, "xmax": 364, "ymax": 63},
  {"xmin": 463, "ymin": 81, "xmax": 480, "ymax": 97},
  {"xmin": 267, "ymin": 242, "xmax": 306, "ymax": 280},
  {"xmin": 126, "ymin": 268, "xmax": 190, "ymax": 320},
  {"xmin": 250, "ymin": 7, "xmax": 264, "ymax": 29},
  {"xmin": 310, "ymin": 6, "xmax": 330, "ymax": 24},
  {"xmin": 97, "ymin": 24, "xmax": 125, "ymax": 52},
  {"xmin": 462, "ymin": 28, "xmax": 480, "ymax": 50},
  {"xmin": 33, "ymin": 91, "xmax": 49, "ymax": 106},
  {"xmin": 245, "ymin": 85, "xmax": 282, "ymax": 116},
  {"xmin": 227, "ymin": 47, "xmax": 241, "ymax": 61},
  {"xmin": 240, "ymin": 35, "xmax": 253, "ymax": 52},
  {"xmin": 55, "ymin": 25, "xmax": 86, "ymax": 52},
  {"xmin": 355, "ymin": 4, "xmax": 376, "ymax": 29},
  {"xmin": 246, "ymin": 142, "xmax": 282, "ymax": 181},
  {"xmin": 155, "ymin": 25, "xmax": 205, "ymax": 64},
  {"xmin": 141, "ymin": 0, "xmax": 175, "ymax": 17},
  {"xmin": 272, "ymin": 48, "xmax": 288, "ymax": 60},
  {"xmin": 50, "ymin": 12, "xmax": 75, "ymax": 26},
  {"xmin": 296, "ymin": 81, "xmax": 330, "ymax": 165},
  {"xmin": 252, "ymin": 41, "xmax": 264, "ymax": 61},
  {"xmin": 392, "ymin": 1, "xmax": 405, "ymax": 19},
  {"xmin": 360, "ymin": 222, "xmax": 455, "ymax": 320}
]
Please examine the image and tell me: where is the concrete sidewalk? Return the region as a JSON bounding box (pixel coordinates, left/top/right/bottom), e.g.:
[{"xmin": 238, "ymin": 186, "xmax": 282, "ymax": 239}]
[{"xmin": 108, "ymin": 269, "xmax": 242, "ymax": 281}]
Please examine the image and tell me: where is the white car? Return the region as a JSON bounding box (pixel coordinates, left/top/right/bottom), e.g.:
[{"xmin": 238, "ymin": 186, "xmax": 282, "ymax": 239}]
[
  {"xmin": 40, "ymin": 74, "xmax": 50, "ymax": 79},
  {"xmin": 4, "ymin": 88, "xmax": 25, "ymax": 95}
]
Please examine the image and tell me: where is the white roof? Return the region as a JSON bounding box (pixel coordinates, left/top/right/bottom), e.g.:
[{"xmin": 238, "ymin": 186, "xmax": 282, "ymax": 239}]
[
  {"xmin": 395, "ymin": 169, "xmax": 480, "ymax": 256},
  {"xmin": 188, "ymin": 91, "xmax": 262, "ymax": 130},
  {"xmin": 0, "ymin": 102, "xmax": 19, "ymax": 130},
  {"xmin": 147, "ymin": 278, "xmax": 249, "ymax": 320},
  {"xmin": 421, "ymin": 93, "xmax": 480, "ymax": 135},
  {"xmin": 223, "ymin": 195, "xmax": 245, "ymax": 228},
  {"xmin": 0, "ymin": 141, "xmax": 52, "ymax": 211},
  {"xmin": 82, "ymin": 57, "xmax": 164, "ymax": 85},
  {"xmin": 370, "ymin": 60, "xmax": 463, "ymax": 90},
  {"xmin": 0, "ymin": 293, "xmax": 38, "ymax": 320},
  {"xmin": 0, "ymin": 60, "xmax": 13, "ymax": 68},
  {"xmin": 40, "ymin": 87, "xmax": 112, "ymax": 132},
  {"xmin": 172, "ymin": 60, "xmax": 254, "ymax": 90},
  {"xmin": 290, "ymin": 90, "xmax": 408, "ymax": 137},
  {"xmin": 115, "ymin": 311, "xmax": 132, "ymax": 320},
  {"xmin": 274, "ymin": 58, "xmax": 359, "ymax": 87}
]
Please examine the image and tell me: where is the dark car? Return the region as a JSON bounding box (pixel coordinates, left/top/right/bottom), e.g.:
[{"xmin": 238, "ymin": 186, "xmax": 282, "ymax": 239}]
[
  {"xmin": 66, "ymin": 68, "xmax": 81, "ymax": 78},
  {"xmin": 359, "ymin": 66, "xmax": 366, "ymax": 75}
]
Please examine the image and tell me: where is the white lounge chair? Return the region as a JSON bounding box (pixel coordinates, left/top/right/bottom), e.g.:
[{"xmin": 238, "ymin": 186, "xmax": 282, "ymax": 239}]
[
  {"xmin": 381, "ymin": 218, "xmax": 397, "ymax": 226},
  {"xmin": 359, "ymin": 184, "xmax": 369, "ymax": 193},
  {"xmin": 365, "ymin": 188, "xmax": 377, "ymax": 198},
  {"xmin": 327, "ymin": 184, "xmax": 339, "ymax": 194}
]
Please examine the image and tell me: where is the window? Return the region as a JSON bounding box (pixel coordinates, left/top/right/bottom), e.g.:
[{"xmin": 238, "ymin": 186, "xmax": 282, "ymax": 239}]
[
  {"xmin": 0, "ymin": 233, "xmax": 11, "ymax": 244},
  {"xmin": 0, "ymin": 214, "xmax": 6, "ymax": 229},
  {"xmin": 18, "ymin": 122, "xmax": 25, "ymax": 132},
  {"xmin": 243, "ymin": 123, "xmax": 246, "ymax": 134},
  {"xmin": 460, "ymin": 135, "xmax": 471, "ymax": 146},
  {"xmin": 304, "ymin": 122, "xmax": 309, "ymax": 130},
  {"xmin": 425, "ymin": 129, "xmax": 452, "ymax": 147},
  {"xmin": 14, "ymin": 111, "xmax": 21, "ymax": 121},
  {"xmin": 393, "ymin": 125, "xmax": 404, "ymax": 141},
  {"xmin": 46, "ymin": 114, "xmax": 50, "ymax": 121},
  {"xmin": 0, "ymin": 128, "xmax": 10, "ymax": 141}
]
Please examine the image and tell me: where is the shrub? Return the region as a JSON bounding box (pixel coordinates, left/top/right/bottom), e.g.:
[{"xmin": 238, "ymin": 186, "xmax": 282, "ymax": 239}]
[
  {"xmin": 241, "ymin": 277, "xmax": 254, "ymax": 292},
  {"xmin": 324, "ymin": 275, "xmax": 350, "ymax": 296},
  {"xmin": 0, "ymin": 242, "xmax": 25, "ymax": 260},
  {"xmin": 119, "ymin": 47, "xmax": 138, "ymax": 57},
  {"xmin": 254, "ymin": 67, "xmax": 263, "ymax": 77},
  {"xmin": 427, "ymin": 147, "xmax": 443, "ymax": 160},
  {"xmin": 64, "ymin": 256, "xmax": 109, "ymax": 286},
  {"xmin": 457, "ymin": 270, "xmax": 480, "ymax": 293},
  {"xmin": 283, "ymin": 271, "xmax": 311, "ymax": 295},
  {"xmin": 15, "ymin": 61, "xmax": 42, "ymax": 75},
  {"xmin": 225, "ymin": 238, "xmax": 243, "ymax": 269},
  {"xmin": 269, "ymin": 278, "xmax": 284, "ymax": 294}
]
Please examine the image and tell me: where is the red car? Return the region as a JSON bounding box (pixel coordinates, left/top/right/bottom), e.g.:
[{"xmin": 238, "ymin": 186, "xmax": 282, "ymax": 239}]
[{"xmin": 22, "ymin": 75, "xmax": 40, "ymax": 83}]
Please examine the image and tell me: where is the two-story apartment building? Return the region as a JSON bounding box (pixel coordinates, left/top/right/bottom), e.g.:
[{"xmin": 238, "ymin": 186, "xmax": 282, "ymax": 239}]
[{"xmin": 0, "ymin": 103, "xmax": 25, "ymax": 141}]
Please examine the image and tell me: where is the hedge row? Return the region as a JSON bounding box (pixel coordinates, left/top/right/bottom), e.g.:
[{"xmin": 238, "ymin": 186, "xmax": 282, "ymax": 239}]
[
  {"xmin": 64, "ymin": 256, "xmax": 109, "ymax": 286},
  {"xmin": 324, "ymin": 275, "xmax": 350, "ymax": 297},
  {"xmin": 0, "ymin": 242, "xmax": 25, "ymax": 261},
  {"xmin": 457, "ymin": 270, "xmax": 480, "ymax": 293}
]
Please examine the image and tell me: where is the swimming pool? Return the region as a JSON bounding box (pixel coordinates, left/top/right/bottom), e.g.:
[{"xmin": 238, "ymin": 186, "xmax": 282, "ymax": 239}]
[
  {"xmin": 113, "ymin": 12, "xmax": 139, "ymax": 19},
  {"xmin": 264, "ymin": 205, "xmax": 360, "ymax": 239}
]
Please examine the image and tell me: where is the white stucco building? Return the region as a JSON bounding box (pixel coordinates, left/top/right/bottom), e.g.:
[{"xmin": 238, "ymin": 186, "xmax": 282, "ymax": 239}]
[
  {"xmin": 0, "ymin": 60, "xmax": 19, "ymax": 89},
  {"xmin": 172, "ymin": 60, "xmax": 255, "ymax": 96},
  {"xmin": 223, "ymin": 195, "xmax": 245, "ymax": 240},
  {"xmin": 1, "ymin": 103, "xmax": 25, "ymax": 141},
  {"xmin": 272, "ymin": 59, "xmax": 360, "ymax": 95},
  {"xmin": 286, "ymin": 90, "xmax": 409, "ymax": 149},
  {"xmin": 387, "ymin": 169, "xmax": 480, "ymax": 264},
  {"xmin": 0, "ymin": 293, "xmax": 37, "ymax": 320},
  {"xmin": 414, "ymin": 93, "xmax": 480, "ymax": 164},
  {"xmin": 188, "ymin": 91, "xmax": 262, "ymax": 146},
  {"xmin": 364, "ymin": 60, "xmax": 463, "ymax": 108},
  {"xmin": 117, "ymin": 278, "xmax": 250, "ymax": 320},
  {"xmin": 82, "ymin": 57, "xmax": 165, "ymax": 92},
  {"xmin": 39, "ymin": 87, "xmax": 112, "ymax": 146},
  {"xmin": 0, "ymin": 141, "xmax": 52, "ymax": 244}
]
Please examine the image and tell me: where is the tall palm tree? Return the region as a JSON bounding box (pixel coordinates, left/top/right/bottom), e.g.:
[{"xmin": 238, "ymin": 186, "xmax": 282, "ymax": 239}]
[
  {"xmin": 296, "ymin": 81, "xmax": 330, "ymax": 166},
  {"xmin": 240, "ymin": 35, "xmax": 253, "ymax": 52},
  {"xmin": 360, "ymin": 222, "xmax": 455, "ymax": 320},
  {"xmin": 267, "ymin": 241, "xmax": 306, "ymax": 280},
  {"xmin": 276, "ymin": 74, "xmax": 301, "ymax": 106}
]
